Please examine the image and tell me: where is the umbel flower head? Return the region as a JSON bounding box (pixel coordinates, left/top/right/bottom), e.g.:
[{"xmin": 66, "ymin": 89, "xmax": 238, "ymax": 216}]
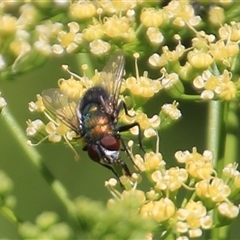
[
  {"xmin": 105, "ymin": 145, "xmax": 240, "ymax": 239},
  {"xmin": 26, "ymin": 64, "xmax": 97, "ymax": 160},
  {"xmin": 0, "ymin": 0, "xmax": 239, "ymax": 121},
  {"xmin": 26, "ymin": 50, "xmax": 169, "ymax": 180},
  {"xmin": 11, "ymin": 0, "xmax": 240, "ymax": 239}
]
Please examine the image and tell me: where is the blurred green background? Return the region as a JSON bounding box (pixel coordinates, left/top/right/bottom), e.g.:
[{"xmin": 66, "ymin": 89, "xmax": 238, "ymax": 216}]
[{"xmin": 0, "ymin": 54, "xmax": 239, "ymax": 238}]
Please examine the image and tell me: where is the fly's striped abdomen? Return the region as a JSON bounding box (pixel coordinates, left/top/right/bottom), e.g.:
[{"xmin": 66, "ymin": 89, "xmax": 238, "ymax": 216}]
[{"xmin": 82, "ymin": 105, "xmax": 115, "ymax": 141}]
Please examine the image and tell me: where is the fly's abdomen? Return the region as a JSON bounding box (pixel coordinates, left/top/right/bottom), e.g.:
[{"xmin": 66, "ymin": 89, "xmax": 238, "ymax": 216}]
[{"xmin": 82, "ymin": 104, "xmax": 114, "ymax": 141}]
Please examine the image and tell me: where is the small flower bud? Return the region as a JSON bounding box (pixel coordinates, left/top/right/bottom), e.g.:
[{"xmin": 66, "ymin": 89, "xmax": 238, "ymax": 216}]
[
  {"xmin": 161, "ymin": 71, "xmax": 185, "ymax": 98},
  {"xmin": 218, "ymin": 202, "xmax": 239, "ymax": 224},
  {"xmin": 0, "ymin": 171, "xmax": 13, "ymax": 196},
  {"xmin": 187, "ymin": 50, "xmax": 213, "ymax": 69},
  {"xmin": 69, "ymin": 2, "xmax": 96, "ymax": 20},
  {"xmin": 159, "ymin": 101, "xmax": 181, "ymax": 129},
  {"xmin": 140, "ymin": 8, "xmax": 166, "ymax": 27},
  {"xmin": 18, "ymin": 222, "xmax": 39, "ymax": 239},
  {"xmin": 208, "ymin": 6, "xmax": 225, "ymax": 26},
  {"xmin": 36, "ymin": 212, "xmax": 59, "ymax": 230}
]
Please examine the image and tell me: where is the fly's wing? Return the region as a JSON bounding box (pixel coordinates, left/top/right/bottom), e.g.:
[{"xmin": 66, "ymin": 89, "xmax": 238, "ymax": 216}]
[
  {"xmin": 42, "ymin": 88, "xmax": 80, "ymax": 133},
  {"xmin": 98, "ymin": 50, "xmax": 125, "ymax": 111}
]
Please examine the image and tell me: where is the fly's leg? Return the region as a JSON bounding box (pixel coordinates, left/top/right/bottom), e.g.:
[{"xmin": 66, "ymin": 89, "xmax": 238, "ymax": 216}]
[
  {"xmin": 117, "ymin": 101, "xmax": 134, "ymax": 117},
  {"xmin": 100, "ymin": 160, "xmax": 131, "ymax": 178},
  {"xmin": 118, "ymin": 159, "xmax": 132, "ymax": 176},
  {"xmin": 97, "ymin": 161, "xmax": 132, "ymax": 188},
  {"xmin": 117, "ymin": 100, "xmax": 145, "ymax": 152},
  {"xmin": 98, "ymin": 162, "xmax": 120, "ymax": 179},
  {"xmin": 120, "ymin": 138, "xmax": 141, "ymax": 171},
  {"xmin": 118, "ymin": 122, "xmax": 145, "ymax": 153}
]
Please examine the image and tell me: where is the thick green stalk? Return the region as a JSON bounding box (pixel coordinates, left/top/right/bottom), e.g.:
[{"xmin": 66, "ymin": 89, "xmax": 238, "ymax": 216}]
[
  {"xmin": 223, "ymin": 101, "xmax": 239, "ymax": 166},
  {"xmin": 206, "ymin": 100, "xmax": 223, "ymax": 165},
  {"xmin": 206, "ymin": 101, "xmax": 230, "ymax": 240},
  {"xmin": 206, "ymin": 101, "xmax": 228, "ymax": 239}
]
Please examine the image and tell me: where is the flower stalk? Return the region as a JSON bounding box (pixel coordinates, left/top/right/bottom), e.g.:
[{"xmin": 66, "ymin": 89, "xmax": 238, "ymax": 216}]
[{"xmin": 1, "ymin": 108, "xmax": 77, "ymax": 224}]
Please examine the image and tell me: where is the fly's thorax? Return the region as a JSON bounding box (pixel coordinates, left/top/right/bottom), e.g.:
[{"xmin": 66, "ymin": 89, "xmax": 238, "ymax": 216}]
[{"xmin": 79, "ymin": 86, "xmax": 108, "ymax": 114}]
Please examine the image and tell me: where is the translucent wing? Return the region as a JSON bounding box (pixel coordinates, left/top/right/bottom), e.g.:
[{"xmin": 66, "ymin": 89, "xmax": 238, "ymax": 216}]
[
  {"xmin": 42, "ymin": 88, "xmax": 80, "ymax": 133},
  {"xmin": 98, "ymin": 50, "xmax": 125, "ymax": 110}
]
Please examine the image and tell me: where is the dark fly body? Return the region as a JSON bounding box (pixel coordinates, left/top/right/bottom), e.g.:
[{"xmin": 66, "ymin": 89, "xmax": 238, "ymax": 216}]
[{"xmin": 42, "ymin": 51, "xmax": 144, "ymax": 180}]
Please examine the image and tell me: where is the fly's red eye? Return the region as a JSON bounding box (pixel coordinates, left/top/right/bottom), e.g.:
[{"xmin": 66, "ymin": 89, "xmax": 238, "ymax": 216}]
[
  {"xmin": 100, "ymin": 136, "xmax": 120, "ymax": 151},
  {"xmin": 88, "ymin": 145, "xmax": 100, "ymax": 161}
]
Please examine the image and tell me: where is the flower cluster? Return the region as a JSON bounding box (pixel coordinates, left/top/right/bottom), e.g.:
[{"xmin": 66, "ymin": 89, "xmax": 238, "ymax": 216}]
[
  {"xmin": 0, "ymin": 170, "xmax": 15, "ymax": 209},
  {"xmin": 124, "ymin": 53, "xmax": 162, "ymax": 99},
  {"xmin": 146, "ymin": 3, "xmax": 240, "ymax": 101},
  {"xmin": 26, "ymin": 65, "xmax": 97, "ymax": 160},
  {"xmin": 0, "ymin": 0, "xmax": 165, "ymax": 76},
  {"xmin": 26, "ymin": 52, "xmax": 181, "ymax": 159},
  {"xmin": 18, "ymin": 212, "xmax": 73, "ymax": 239},
  {"xmin": 1, "ymin": 1, "xmax": 240, "ymax": 102},
  {"xmin": 73, "ymin": 195, "xmax": 156, "ymax": 239},
  {"xmin": 105, "ymin": 144, "xmax": 240, "ymax": 239},
  {"xmin": 193, "ymin": 69, "xmax": 236, "ymax": 100}
]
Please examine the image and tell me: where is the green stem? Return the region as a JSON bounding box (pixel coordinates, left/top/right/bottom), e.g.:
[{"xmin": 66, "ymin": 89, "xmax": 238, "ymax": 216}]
[
  {"xmin": 76, "ymin": 52, "xmax": 95, "ymax": 77},
  {"xmin": 0, "ymin": 205, "xmax": 22, "ymax": 225},
  {"xmin": 206, "ymin": 100, "xmax": 222, "ymax": 166},
  {"xmin": 180, "ymin": 94, "xmax": 202, "ymax": 101},
  {"xmin": 135, "ymin": 23, "xmax": 145, "ymax": 36},
  {"xmin": 206, "ymin": 100, "xmax": 231, "ymax": 240},
  {"xmin": 223, "ymin": 101, "xmax": 239, "ymax": 166},
  {"xmin": 1, "ymin": 107, "xmax": 77, "ymax": 223}
]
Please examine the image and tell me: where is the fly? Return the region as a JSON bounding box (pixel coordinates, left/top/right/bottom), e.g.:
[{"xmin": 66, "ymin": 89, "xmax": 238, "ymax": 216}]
[{"xmin": 42, "ymin": 51, "xmax": 144, "ymax": 180}]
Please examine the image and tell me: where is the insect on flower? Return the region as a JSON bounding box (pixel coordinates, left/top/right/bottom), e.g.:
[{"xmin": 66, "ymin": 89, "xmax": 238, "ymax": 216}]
[{"xmin": 42, "ymin": 51, "xmax": 144, "ymax": 180}]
